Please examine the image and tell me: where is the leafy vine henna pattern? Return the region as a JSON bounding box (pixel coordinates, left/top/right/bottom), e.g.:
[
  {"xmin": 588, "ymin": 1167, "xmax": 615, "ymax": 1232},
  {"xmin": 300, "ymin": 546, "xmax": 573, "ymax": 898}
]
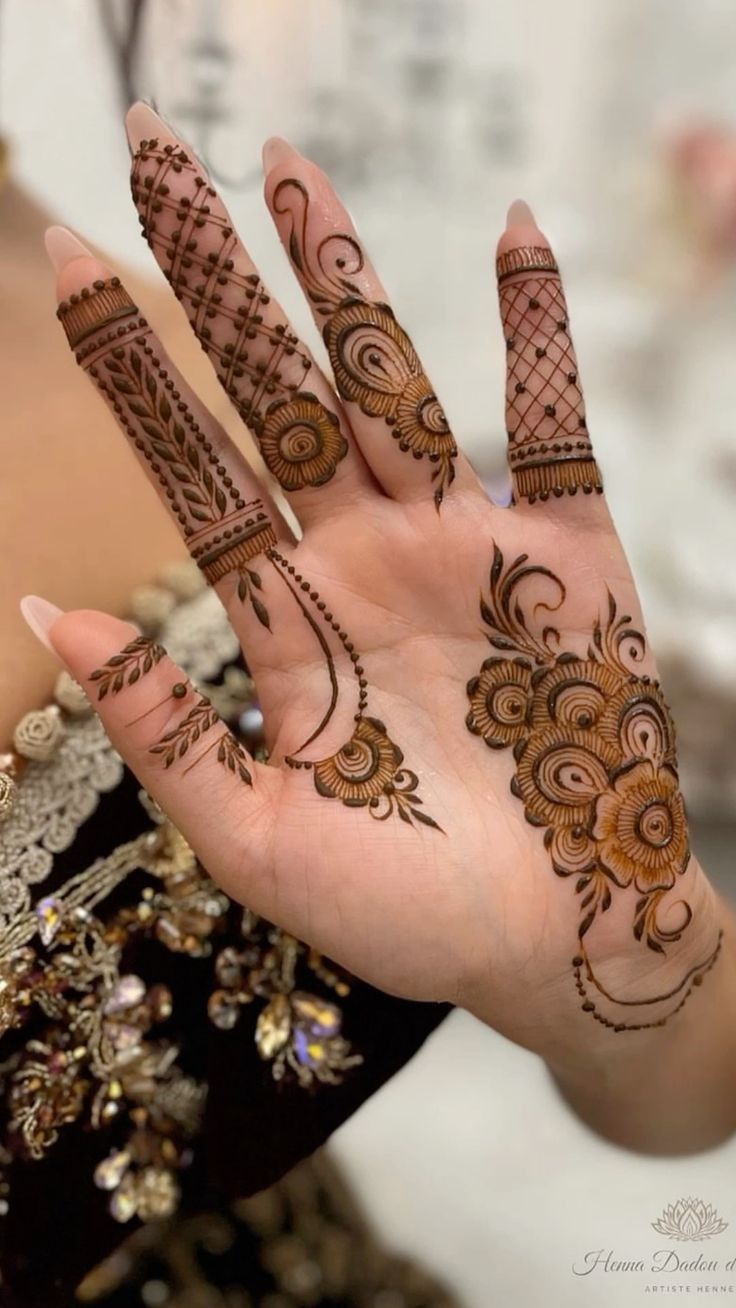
[
  {"xmin": 88, "ymin": 638, "xmax": 252, "ymax": 786},
  {"xmin": 58, "ymin": 279, "xmax": 438, "ymax": 830},
  {"xmin": 465, "ymin": 547, "xmax": 721, "ymax": 1031},
  {"xmin": 129, "ymin": 138, "xmax": 349, "ymax": 493},
  {"xmin": 272, "ymin": 177, "xmax": 458, "ymax": 509},
  {"xmin": 57, "ymin": 279, "xmax": 276, "ymax": 628},
  {"xmin": 497, "ymin": 246, "xmax": 604, "ymax": 504}
]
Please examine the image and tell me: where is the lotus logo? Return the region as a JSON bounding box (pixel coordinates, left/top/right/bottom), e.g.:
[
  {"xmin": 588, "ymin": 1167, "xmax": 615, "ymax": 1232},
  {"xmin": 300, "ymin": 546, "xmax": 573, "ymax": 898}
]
[{"xmin": 652, "ymin": 1198, "xmax": 729, "ymax": 1242}]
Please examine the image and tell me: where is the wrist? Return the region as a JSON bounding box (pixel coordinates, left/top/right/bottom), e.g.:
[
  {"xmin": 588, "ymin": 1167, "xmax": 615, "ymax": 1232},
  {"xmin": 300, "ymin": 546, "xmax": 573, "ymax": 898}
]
[{"xmin": 547, "ymin": 884, "xmax": 736, "ymax": 1153}]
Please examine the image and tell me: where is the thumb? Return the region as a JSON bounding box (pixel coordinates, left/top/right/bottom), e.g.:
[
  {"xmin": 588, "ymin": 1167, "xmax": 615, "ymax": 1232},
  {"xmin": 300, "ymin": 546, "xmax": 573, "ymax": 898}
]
[{"xmin": 21, "ymin": 598, "xmax": 282, "ymax": 914}]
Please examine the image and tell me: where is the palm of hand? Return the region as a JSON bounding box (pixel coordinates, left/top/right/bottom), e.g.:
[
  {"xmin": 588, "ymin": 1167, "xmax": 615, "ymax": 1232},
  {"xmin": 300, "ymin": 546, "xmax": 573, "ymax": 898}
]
[{"xmin": 47, "ymin": 106, "xmax": 720, "ymax": 1059}]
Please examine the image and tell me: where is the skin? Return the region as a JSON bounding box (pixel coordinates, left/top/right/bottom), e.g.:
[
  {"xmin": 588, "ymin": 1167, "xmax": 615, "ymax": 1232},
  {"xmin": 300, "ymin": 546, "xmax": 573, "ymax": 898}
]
[{"xmin": 20, "ymin": 104, "xmax": 736, "ymax": 1155}]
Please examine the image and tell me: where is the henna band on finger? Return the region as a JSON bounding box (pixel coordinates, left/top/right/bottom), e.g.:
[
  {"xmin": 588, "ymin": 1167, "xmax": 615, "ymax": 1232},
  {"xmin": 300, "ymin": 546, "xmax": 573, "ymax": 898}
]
[
  {"xmin": 497, "ymin": 246, "xmax": 604, "ymax": 504},
  {"xmin": 57, "ymin": 279, "xmax": 277, "ymax": 624}
]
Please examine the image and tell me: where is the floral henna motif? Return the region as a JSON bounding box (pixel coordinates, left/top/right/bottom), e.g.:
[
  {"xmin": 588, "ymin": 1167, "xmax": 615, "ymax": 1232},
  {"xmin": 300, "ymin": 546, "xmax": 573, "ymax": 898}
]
[
  {"xmin": 129, "ymin": 138, "xmax": 348, "ymax": 493},
  {"xmin": 466, "ymin": 545, "xmax": 720, "ymax": 1030},
  {"xmin": 57, "ymin": 279, "xmax": 275, "ymax": 626},
  {"xmin": 497, "ymin": 246, "xmax": 604, "ymax": 504},
  {"xmin": 272, "ymin": 177, "xmax": 458, "ymax": 509},
  {"xmin": 267, "ymin": 551, "xmax": 442, "ymax": 833}
]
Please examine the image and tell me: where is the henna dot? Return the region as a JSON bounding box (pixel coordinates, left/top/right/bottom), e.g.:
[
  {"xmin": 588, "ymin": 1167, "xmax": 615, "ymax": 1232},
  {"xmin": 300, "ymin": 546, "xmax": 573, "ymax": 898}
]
[
  {"xmin": 172, "ymin": 683, "xmax": 187, "ymax": 699},
  {"xmin": 545, "ymin": 404, "xmax": 556, "ymax": 417},
  {"xmin": 317, "ymin": 601, "xmax": 326, "ymax": 611},
  {"xmin": 515, "ymin": 382, "xmax": 526, "ymax": 394},
  {"xmin": 528, "ymin": 297, "xmax": 540, "ymax": 309},
  {"xmin": 582, "ymin": 1001, "xmax": 595, "ymax": 1012},
  {"xmin": 324, "ymin": 612, "xmax": 332, "ymax": 621},
  {"xmin": 572, "ymin": 955, "xmax": 583, "ymax": 968},
  {"xmin": 535, "ymin": 346, "xmax": 547, "ymax": 359},
  {"xmin": 300, "ymin": 582, "xmax": 310, "ymax": 592},
  {"xmin": 310, "ymin": 591, "xmax": 318, "ymax": 601}
]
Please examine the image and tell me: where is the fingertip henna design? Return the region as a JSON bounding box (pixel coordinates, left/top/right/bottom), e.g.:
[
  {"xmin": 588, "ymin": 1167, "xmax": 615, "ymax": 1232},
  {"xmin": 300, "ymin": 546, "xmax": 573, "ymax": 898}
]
[
  {"xmin": 465, "ymin": 545, "xmax": 720, "ymax": 1029},
  {"xmin": 57, "ymin": 279, "xmax": 276, "ymax": 624},
  {"xmin": 129, "ymin": 138, "xmax": 349, "ymax": 494},
  {"xmin": 497, "ymin": 247, "xmax": 604, "ymax": 504},
  {"xmin": 272, "ymin": 177, "xmax": 458, "ymax": 509}
]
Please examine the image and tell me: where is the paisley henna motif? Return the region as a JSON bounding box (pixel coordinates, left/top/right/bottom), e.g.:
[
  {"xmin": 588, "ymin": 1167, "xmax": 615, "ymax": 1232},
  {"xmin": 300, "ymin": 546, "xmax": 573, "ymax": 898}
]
[
  {"xmin": 129, "ymin": 138, "xmax": 348, "ymax": 493},
  {"xmin": 272, "ymin": 178, "xmax": 458, "ymax": 509},
  {"xmin": 465, "ymin": 546, "xmax": 720, "ymax": 1030}
]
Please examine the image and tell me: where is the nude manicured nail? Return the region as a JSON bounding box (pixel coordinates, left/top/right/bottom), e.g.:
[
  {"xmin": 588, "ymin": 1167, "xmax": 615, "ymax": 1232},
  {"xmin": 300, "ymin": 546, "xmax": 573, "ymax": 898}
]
[
  {"xmin": 125, "ymin": 100, "xmax": 180, "ymax": 153},
  {"xmin": 506, "ymin": 199, "xmax": 537, "ymax": 228},
  {"xmin": 20, "ymin": 596, "xmax": 64, "ymax": 653},
  {"xmin": 262, "ymin": 136, "xmax": 299, "ymax": 173},
  {"xmin": 44, "ymin": 226, "xmax": 93, "ymax": 272}
]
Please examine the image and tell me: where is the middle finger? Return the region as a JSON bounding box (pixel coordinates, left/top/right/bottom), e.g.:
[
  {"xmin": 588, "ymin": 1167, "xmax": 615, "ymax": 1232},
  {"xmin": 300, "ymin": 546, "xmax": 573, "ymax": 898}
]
[{"xmin": 125, "ymin": 101, "xmax": 378, "ymax": 528}]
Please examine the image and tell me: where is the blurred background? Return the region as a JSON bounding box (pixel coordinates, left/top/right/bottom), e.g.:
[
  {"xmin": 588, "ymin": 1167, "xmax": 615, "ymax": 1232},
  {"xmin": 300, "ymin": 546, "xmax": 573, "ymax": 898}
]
[{"xmin": 2, "ymin": 1, "xmax": 736, "ymax": 1304}]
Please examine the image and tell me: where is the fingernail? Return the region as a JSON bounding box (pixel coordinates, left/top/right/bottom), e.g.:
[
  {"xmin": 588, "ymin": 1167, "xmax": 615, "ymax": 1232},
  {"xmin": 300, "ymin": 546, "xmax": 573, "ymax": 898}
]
[
  {"xmin": 262, "ymin": 136, "xmax": 299, "ymax": 173},
  {"xmin": 506, "ymin": 199, "xmax": 537, "ymax": 228},
  {"xmin": 125, "ymin": 99, "xmax": 181, "ymax": 154},
  {"xmin": 20, "ymin": 596, "xmax": 64, "ymax": 653},
  {"xmin": 44, "ymin": 225, "xmax": 93, "ymax": 273}
]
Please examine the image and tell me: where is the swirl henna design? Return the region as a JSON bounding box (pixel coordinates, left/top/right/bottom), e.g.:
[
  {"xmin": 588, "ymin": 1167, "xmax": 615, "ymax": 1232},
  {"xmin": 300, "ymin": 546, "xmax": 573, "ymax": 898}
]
[
  {"xmin": 87, "ymin": 639, "xmax": 252, "ymax": 786},
  {"xmin": 272, "ymin": 177, "xmax": 458, "ymax": 510},
  {"xmin": 129, "ymin": 138, "xmax": 349, "ymax": 493},
  {"xmin": 497, "ymin": 246, "xmax": 604, "ymax": 504},
  {"xmin": 465, "ymin": 547, "xmax": 721, "ymax": 1031}
]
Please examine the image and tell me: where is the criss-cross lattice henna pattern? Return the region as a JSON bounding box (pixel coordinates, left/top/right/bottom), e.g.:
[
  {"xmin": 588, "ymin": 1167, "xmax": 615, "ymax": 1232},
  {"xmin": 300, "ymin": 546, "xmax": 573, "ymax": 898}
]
[
  {"xmin": 130, "ymin": 138, "xmax": 348, "ymax": 493},
  {"xmin": 271, "ymin": 177, "xmax": 458, "ymax": 509},
  {"xmin": 498, "ymin": 246, "xmax": 603, "ymax": 504},
  {"xmin": 465, "ymin": 547, "xmax": 721, "ymax": 1030}
]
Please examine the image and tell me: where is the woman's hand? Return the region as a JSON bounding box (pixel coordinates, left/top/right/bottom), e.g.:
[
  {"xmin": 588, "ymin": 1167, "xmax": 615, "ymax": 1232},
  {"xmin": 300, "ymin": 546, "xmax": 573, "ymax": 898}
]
[{"xmin": 26, "ymin": 103, "xmax": 736, "ymax": 1149}]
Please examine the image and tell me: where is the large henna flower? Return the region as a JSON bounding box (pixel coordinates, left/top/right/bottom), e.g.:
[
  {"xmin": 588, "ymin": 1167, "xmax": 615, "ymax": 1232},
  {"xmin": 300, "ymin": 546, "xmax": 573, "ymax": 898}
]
[
  {"xmin": 260, "ymin": 394, "xmax": 347, "ymax": 490},
  {"xmin": 598, "ymin": 679, "xmax": 677, "ymax": 767},
  {"xmin": 593, "ymin": 760, "xmax": 690, "ymax": 892},
  {"xmin": 313, "ymin": 718, "xmax": 401, "ymax": 806},
  {"xmin": 466, "ymin": 657, "xmax": 532, "ymax": 749}
]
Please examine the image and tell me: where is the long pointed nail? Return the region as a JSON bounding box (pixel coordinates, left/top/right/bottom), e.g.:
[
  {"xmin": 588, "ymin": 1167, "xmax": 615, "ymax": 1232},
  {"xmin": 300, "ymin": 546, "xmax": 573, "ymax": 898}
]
[
  {"xmin": 506, "ymin": 199, "xmax": 537, "ymax": 228},
  {"xmin": 20, "ymin": 596, "xmax": 64, "ymax": 653},
  {"xmin": 262, "ymin": 136, "xmax": 299, "ymax": 173},
  {"xmin": 125, "ymin": 100, "xmax": 180, "ymax": 154},
  {"xmin": 44, "ymin": 226, "xmax": 93, "ymax": 273}
]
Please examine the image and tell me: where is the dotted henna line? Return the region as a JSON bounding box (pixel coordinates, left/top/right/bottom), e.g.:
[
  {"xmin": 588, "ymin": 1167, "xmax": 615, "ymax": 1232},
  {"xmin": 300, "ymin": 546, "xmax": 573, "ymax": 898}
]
[
  {"xmin": 571, "ymin": 934, "xmax": 723, "ymax": 1032},
  {"xmin": 267, "ymin": 548, "xmax": 368, "ymax": 770}
]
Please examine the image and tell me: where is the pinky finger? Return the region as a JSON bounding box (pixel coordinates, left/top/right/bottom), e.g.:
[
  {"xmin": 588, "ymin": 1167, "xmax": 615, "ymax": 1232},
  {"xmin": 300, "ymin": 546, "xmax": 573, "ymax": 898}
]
[{"xmin": 22, "ymin": 599, "xmax": 282, "ymax": 911}]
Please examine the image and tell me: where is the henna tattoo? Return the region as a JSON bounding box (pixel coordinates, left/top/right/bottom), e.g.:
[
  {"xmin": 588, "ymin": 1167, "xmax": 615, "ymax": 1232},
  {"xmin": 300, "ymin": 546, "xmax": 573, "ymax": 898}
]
[
  {"xmin": 465, "ymin": 546, "xmax": 720, "ymax": 1029},
  {"xmin": 129, "ymin": 138, "xmax": 348, "ymax": 493},
  {"xmin": 60, "ymin": 282, "xmax": 437, "ymax": 829},
  {"xmin": 497, "ymin": 246, "xmax": 604, "ymax": 504},
  {"xmin": 272, "ymin": 177, "xmax": 458, "ymax": 509},
  {"xmin": 58, "ymin": 280, "xmax": 275, "ymax": 622},
  {"xmin": 267, "ymin": 549, "xmax": 442, "ymax": 832},
  {"xmin": 149, "ymin": 692, "xmax": 252, "ymax": 786},
  {"xmin": 88, "ymin": 637, "xmax": 165, "ymax": 700}
]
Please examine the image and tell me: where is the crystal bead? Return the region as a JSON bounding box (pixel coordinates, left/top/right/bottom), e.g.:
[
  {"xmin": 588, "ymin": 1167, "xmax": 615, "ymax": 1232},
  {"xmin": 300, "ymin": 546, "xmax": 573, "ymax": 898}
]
[
  {"xmin": 291, "ymin": 992, "xmax": 340, "ymax": 1036},
  {"xmin": 294, "ymin": 1028, "xmax": 325, "ymax": 1068},
  {"xmin": 104, "ymin": 974, "xmax": 146, "ymax": 1014},
  {"xmin": 110, "ymin": 1172, "xmax": 138, "ymax": 1222},
  {"xmin": 35, "ymin": 895, "xmax": 62, "ymax": 946},
  {"xmin": 255, "ymin": 994, "xmax": 291, "ymax": 1059},
  {"xmin": 207, "ymin": 988, "xmax": 240, "ymax": 1030},
  {"xmin": 214, "ymin": 947, "xmax": 242, "ymax": 989},
  {"xmin": 136, "ymin": 1167, "xmax": 178, "ymax": 1221},
  {"xmin": 94, "ymin": 1148, "xmax": 130, "ymax": 1191}
]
